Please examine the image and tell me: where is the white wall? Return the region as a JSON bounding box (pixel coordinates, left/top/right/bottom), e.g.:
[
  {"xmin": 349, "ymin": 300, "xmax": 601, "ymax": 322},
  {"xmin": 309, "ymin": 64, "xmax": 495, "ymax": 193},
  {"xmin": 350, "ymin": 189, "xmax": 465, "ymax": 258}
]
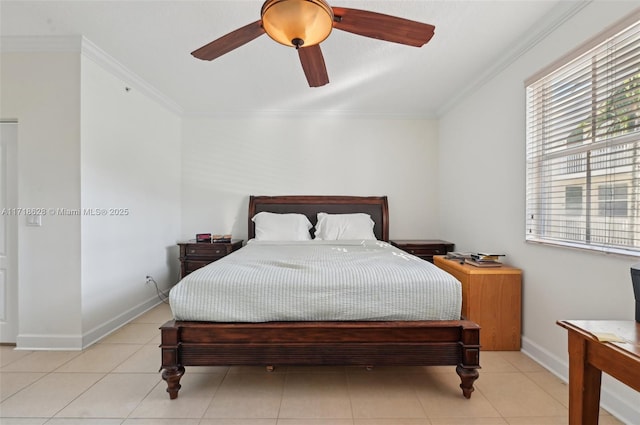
[
  {"xmin": 80, "ymin": 54, "xmax": 182, "ymax": 346},
  {"xmin": 181, "ymin": 117, "xmax": 439, "ymax": 241},
  {"xmin": 1, "ymin": 50, "xmax": 83, "ymax": 349},
  {"xmin": 1, "ymin": 38, "xmax": 182, "ymax": 349},
  {"xmin": 438, "ymin": 2, "xmax": 640, "ymax": 422}
]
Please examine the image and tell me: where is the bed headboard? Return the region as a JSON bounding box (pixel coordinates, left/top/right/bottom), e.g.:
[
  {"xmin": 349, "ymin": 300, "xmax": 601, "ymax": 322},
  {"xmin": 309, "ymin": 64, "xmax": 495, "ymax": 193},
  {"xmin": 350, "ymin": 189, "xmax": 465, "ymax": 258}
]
[{"xmin": 248, "ymin": 195, "xmax": 389, "ymax": 241}]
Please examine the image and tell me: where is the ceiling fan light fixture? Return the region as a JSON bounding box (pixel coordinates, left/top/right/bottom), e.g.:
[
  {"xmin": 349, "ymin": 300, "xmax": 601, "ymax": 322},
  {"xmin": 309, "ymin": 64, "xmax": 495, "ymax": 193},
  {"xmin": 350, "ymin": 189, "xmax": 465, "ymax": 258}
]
[{"xmin": 261, "ymin": 0, "xmax": 334, "ymax": 48}]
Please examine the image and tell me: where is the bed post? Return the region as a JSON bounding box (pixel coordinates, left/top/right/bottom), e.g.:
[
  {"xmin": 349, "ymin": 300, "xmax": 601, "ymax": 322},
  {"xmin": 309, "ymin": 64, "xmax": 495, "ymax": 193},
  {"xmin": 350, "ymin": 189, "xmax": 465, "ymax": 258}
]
[
  {"xmin": 456, "ymin": 321, "xmax": 481, "ymax": 398},
  {"xmin": 160, "ymin": 321, "xmax": 185, "ymax": 399}
]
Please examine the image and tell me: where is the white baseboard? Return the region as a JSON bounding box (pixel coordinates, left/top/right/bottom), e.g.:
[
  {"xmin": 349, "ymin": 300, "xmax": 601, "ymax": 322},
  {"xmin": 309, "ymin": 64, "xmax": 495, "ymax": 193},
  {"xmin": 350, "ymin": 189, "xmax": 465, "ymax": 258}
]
[
  {"xmin": 15, "ymin": 296, "xmax": 163, "ymax": 351},
  {"xmin": 81, "ymin": 296, "xmax": 164, "ymax": 348},
  {"xmin": 16, "ymin": 333, "xmax": 83, "ymax": 351},
  {"xmin": 522, "ymin": 335, "xmax": 639, "ymax": 425}
]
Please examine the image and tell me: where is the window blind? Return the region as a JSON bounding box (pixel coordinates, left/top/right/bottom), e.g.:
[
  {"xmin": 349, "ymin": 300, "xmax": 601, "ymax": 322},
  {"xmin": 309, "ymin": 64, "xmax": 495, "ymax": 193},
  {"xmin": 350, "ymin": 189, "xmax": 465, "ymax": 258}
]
[{"xmin": 525, "ymin": 15, "xmax": 640, "ymax": 256}]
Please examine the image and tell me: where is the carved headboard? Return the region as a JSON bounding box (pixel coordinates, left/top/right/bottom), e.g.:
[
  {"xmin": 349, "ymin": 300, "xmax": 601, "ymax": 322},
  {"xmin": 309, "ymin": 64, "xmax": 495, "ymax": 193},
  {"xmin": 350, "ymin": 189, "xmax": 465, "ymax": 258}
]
[{"xmin": 248, "ymin": 195, "xmax": 389, "ymax": 241}]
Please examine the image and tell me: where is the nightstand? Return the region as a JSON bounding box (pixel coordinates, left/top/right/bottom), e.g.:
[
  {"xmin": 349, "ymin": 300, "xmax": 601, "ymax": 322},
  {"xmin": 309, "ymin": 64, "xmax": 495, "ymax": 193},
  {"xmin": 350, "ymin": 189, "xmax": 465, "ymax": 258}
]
[
  {"xmin": 434, "ymin": 255, "xmax": 522, "ymax": 350},
  {"xmin": 178, "ymin": 240, "xmax": 243, "ymax": 278},
  {"xmin": 390, "ymin": 239, "xmax": 455, "ymax": 263}
]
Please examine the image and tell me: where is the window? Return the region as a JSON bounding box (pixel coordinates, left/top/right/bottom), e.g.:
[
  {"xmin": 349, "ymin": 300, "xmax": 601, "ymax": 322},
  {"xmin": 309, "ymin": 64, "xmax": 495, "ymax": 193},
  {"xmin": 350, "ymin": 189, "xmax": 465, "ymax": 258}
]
[
  {"xmin": 565, "ymin": 185, "xmax": 583, "ymax": 216},
  {"xmin": 598, "ymin": 183, "xmax": 628, "ymax": 217},
  {"xmin": 526, "ymin": 13, "xmax": 640, "ymax": 256}
]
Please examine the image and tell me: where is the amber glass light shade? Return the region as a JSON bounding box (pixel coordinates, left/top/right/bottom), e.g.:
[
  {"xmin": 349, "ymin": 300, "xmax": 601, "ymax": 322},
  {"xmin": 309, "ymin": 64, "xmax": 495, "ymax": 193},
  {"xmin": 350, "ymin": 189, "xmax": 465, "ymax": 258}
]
[{"xmin": 261, "ymin": 0, "xmax": 334, "ymax": 48}]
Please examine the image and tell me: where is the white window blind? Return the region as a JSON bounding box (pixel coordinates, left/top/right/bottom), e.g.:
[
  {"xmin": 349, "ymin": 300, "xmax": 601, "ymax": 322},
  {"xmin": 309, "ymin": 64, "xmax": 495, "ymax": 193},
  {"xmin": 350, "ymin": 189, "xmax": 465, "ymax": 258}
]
[{"xmin": 526, "ymin": 15, "xmax": 640, "ymax": 256}]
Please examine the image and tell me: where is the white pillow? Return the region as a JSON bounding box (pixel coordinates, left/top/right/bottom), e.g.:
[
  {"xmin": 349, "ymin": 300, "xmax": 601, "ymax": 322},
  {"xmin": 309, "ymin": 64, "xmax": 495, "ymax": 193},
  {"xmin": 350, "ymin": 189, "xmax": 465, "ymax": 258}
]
[
  {"xmin": 252, "ymin": 212, "xmax": 313, "ymax": 241},
  {"xmin": 314, "ymin": 212, "xmax": 376, "ymax": 240}
]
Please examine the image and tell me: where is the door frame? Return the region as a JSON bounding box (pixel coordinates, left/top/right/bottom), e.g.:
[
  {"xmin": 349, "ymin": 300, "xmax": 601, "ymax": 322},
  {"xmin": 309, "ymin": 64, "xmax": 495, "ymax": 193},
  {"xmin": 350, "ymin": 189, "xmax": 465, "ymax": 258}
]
[{"xmin": 0, "ymin": 121, "xmax": 19, "ymax": 343}]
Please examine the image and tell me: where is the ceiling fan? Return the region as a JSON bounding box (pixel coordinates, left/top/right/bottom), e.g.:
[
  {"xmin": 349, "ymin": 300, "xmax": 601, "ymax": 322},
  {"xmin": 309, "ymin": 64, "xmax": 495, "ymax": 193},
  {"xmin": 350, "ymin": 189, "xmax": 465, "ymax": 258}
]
[{"xmin": 191, "ymin": 0, "xmax": 435, "ymax": 87}]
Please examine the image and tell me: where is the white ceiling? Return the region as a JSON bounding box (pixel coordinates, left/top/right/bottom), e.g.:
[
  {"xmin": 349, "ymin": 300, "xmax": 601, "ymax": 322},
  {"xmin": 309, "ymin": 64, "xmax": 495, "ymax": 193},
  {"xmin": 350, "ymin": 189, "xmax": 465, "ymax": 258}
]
[{"xmin": 1, "ymin": 0, "xmax": 584, "ymax": 118}]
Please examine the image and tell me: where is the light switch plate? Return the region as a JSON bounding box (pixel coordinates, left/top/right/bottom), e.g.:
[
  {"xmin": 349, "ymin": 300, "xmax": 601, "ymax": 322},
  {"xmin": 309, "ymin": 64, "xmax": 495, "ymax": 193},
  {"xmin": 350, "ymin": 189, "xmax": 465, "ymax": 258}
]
[{"xmin": 26, "ymin": 214, "xmax": 42, "ymax": 227}]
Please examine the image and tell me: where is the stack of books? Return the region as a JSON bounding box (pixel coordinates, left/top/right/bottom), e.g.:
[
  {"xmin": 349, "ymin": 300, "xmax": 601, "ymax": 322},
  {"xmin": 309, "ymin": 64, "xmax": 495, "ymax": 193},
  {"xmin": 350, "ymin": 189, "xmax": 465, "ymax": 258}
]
[
  {"xmin": 212, "ymin": 234, "xmax": 232, "ymax": 243},
  {"xmin": 465, "ymin": 253, "xmax": 505, "ymax": 267}
]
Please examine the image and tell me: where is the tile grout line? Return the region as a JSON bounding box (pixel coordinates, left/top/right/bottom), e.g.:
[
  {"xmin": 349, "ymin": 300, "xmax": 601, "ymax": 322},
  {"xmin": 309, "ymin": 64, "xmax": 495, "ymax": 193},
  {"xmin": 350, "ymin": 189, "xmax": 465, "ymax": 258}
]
[{"xmin": 197, "ymin": 363, "xmax": 231, "ymax": 421}]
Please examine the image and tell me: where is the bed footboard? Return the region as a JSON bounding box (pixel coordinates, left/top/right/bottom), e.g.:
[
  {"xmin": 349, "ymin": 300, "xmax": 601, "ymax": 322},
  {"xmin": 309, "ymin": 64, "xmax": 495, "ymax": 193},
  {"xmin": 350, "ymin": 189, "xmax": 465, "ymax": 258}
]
[{"xmin": 160, "ymin": 319, "xmax": 480, "ymax": 400}]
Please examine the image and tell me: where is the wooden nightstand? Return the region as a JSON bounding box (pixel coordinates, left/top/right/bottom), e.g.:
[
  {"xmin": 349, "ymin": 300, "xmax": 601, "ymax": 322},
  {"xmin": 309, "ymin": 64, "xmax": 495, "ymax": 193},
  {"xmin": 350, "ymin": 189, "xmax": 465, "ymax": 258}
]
[
  {"xmin": 178, "ymin": 240, "xmax": 243, "ymax": 278},
  {"xmin": 390, "ymin": 240, "xmax": 454, "ymax": 263},
  {"xmin": 434, "ymin": 255, "xmax": 522, "ymax": 350}
]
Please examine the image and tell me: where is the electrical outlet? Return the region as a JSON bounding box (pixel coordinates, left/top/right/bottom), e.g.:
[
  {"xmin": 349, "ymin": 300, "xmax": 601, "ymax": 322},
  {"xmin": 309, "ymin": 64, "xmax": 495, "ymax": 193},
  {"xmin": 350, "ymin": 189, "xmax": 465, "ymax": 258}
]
[{"xmin": 145, "ymin": 275, "xmax": 153, "ymax": 285}]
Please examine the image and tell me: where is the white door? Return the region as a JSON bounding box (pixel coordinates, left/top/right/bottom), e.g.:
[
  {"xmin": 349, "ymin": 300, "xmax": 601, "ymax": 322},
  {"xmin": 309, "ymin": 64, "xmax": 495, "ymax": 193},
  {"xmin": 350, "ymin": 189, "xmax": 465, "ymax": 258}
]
[{"xmin": 0, "ymin": 122, "xmax": 18, "ymax": 343}]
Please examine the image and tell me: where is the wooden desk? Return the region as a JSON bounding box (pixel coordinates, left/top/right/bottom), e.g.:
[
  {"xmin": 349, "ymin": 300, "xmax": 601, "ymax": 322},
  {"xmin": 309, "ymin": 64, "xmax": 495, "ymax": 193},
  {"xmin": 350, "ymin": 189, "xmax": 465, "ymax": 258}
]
[{"xmin": 557, "ymin": 320, "xmax": 640, "ymax": 425}]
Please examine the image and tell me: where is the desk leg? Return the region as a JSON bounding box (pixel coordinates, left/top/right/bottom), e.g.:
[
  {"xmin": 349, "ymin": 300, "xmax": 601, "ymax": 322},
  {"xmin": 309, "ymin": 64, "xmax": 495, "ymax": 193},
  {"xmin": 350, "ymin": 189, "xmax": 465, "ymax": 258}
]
[{"xmin": 567, "ymin": 330, "xmax": 602, "ymax": 425}]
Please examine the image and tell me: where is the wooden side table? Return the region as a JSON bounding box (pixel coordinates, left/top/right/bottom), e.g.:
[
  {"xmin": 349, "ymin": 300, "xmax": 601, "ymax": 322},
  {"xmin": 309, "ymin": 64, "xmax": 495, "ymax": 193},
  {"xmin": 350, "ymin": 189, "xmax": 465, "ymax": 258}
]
[
  {"xmin": 390, "ymin": 240, "xmax": 454, "ymax": 263},
  {"xmin": 178, "ymin": 240, "xmax": 243, "ymax": 278},
  {"xmin": 434, "ymin": 255, "xmax": 522, "ymax": 350},
  {"xmin": 557, "ymin": 320, "xmax": 640, "ymax": 425}
]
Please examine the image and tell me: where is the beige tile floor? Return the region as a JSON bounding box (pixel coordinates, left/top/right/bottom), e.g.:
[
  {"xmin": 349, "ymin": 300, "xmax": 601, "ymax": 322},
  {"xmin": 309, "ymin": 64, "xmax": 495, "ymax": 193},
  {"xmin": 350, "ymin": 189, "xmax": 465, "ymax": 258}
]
[{"xmin": 0, "ymin": 303, "xmax": 624, "ymax": 425}]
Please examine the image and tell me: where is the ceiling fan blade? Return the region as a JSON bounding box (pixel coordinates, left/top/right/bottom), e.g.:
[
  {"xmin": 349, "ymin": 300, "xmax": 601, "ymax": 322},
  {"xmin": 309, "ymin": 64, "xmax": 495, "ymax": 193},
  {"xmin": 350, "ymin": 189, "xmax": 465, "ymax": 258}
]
[
  {"xmin": 332, "ymin": 7, "xmax": 435, "ymax": 47},
  {"xmin": 298, "ymin": 44, "xmax": 329, "ymax": 87},
  {"xmin": 191, "ymin": 20, "xmax": 265, "ymax": 61}
]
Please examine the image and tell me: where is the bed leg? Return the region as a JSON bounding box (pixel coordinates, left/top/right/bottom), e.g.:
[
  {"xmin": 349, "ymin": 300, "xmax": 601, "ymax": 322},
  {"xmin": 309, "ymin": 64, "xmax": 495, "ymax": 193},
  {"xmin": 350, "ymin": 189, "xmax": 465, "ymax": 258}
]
[
  {"xmin": 456, "ymin": 364, "xmax": 479, "ymax": 399},
  {"xmin": 161, "ymin": 366, "xmax": 185, "ymax": 399}
]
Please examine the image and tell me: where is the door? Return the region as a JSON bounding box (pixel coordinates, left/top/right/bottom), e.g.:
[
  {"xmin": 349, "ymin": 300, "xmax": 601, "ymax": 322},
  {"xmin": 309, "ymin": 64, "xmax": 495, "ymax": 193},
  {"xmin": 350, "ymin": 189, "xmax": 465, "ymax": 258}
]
[{"xmin": 0, "ymin": 122, "xmax": 18, "ymax": 343}]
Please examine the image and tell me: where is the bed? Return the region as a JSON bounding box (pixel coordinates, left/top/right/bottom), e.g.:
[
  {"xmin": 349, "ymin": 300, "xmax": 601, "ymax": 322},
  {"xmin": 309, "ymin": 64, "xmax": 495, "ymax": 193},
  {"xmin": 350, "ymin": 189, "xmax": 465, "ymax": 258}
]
[{"xmin": 160, "ymin": 195, "xmax": 480, "ymax": 399}]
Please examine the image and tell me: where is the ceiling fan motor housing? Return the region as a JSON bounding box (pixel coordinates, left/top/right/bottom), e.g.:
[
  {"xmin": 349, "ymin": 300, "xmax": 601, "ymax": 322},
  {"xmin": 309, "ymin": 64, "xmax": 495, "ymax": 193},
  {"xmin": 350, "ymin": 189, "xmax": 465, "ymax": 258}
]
[{"xmin": 261, "ymin": 0, "xmax": 334, "ymax": 48}]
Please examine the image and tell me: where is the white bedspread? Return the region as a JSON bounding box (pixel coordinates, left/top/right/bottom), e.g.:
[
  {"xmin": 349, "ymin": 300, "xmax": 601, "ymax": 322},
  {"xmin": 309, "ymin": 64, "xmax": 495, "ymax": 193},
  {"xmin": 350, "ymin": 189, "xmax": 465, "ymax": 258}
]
[{"xmin": 169, "ymin": 240, "xmax": 462, "ymax": 322}]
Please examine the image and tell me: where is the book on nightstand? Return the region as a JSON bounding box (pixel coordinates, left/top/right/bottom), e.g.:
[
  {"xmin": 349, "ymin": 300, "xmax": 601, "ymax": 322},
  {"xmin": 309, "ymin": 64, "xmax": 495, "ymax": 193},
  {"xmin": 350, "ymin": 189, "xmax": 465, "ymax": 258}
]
[
  {"xmin": 471, "ymin": 253, "xmax": 505, "ymax": 262},
  {"xmin": 465, "ymin": 259, "xmax": 502, "ymax": 267},
  {"xmin": 212, "ymin": 234, "xmax": 232, "ymax": 243},
  {"xmin": 446, "ymin": 252, "xmax": 474, "ymax": 261},
  {"xmin": 447, "ymin": 252, "xmax": 505, "ymax": 266}
]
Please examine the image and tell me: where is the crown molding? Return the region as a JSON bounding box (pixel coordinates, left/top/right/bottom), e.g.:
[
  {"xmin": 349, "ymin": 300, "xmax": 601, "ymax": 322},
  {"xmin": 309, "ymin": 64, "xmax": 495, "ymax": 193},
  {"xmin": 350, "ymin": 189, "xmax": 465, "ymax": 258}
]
[
  {"xmin": 435, "ymin": 0, "xmax": 591, "ymax": 118},
  {"xmin": 79, "ymin": 36, "xmax": 183, "ymax": 115},
  {"xmin": 1, "ymin": 35, "xmax": 183, "ymax": 116}
]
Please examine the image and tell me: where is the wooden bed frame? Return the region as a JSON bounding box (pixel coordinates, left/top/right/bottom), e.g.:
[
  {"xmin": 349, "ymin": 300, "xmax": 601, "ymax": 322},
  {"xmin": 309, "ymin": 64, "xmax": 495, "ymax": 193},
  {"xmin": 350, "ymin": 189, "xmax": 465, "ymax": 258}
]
[{"xmin": 160, "ymin": 195, "xmax": 480, "ymax": 399}]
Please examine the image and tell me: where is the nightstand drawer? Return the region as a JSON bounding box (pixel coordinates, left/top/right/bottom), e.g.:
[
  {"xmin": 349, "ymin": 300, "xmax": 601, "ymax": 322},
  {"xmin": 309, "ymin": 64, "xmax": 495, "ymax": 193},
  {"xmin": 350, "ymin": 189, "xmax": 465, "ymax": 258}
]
[
  {"xmin": 390, "ymin": 240, "xmax": 454, "ymax": 263},
  {"xmin": 403, "ymin": 246, "xmax": 446, "ymax": 257},
  {"xmin": 184, "ymin": 260, "xmax": 213, "ymax": 274},
  {"xmin": 186, "ymin": 245, "xmax": 228, "ymax": 257}
]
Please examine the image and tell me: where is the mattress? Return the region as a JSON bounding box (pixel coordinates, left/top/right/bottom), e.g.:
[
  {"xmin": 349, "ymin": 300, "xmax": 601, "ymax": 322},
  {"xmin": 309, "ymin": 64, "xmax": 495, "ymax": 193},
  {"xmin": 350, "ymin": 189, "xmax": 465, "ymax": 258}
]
[{"xmin": 169, "ymin": 240, "xmax": 462, "ymax": 322}]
